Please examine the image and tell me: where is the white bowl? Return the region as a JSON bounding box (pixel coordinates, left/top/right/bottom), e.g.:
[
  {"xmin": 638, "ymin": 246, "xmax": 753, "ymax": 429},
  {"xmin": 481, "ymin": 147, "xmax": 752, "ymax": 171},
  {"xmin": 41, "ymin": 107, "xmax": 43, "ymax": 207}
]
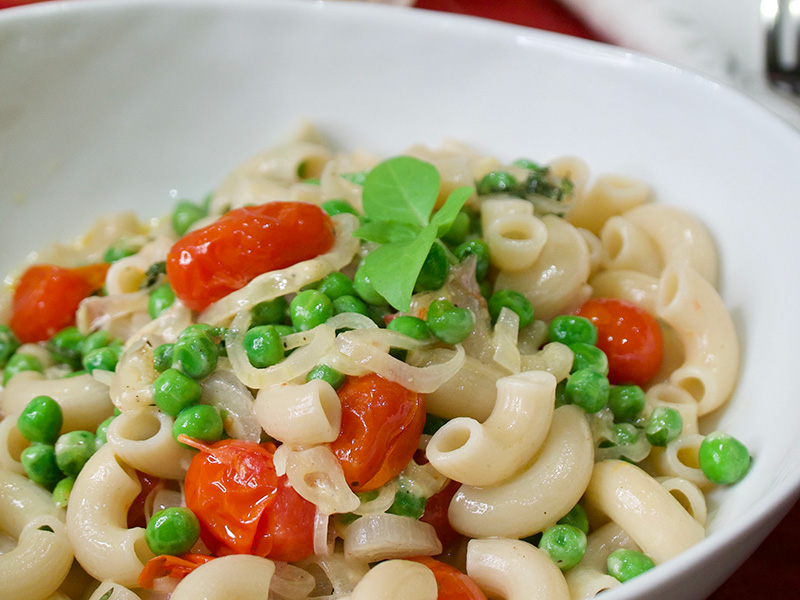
[{"xmin": 1, "ymin": 1, "xmax": 799, "ymax": 598}]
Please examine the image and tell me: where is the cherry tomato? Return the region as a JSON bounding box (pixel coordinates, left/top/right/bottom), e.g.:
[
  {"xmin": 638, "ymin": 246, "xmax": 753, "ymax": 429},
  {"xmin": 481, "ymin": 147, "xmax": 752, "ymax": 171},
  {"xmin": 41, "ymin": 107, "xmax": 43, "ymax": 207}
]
[
  {"xmin": 8, "ymin": 263, "xmax": 109, "ymax": 343},
  {"xmin": 167, "ymin": 202, "xmax": 335, "ymax": 312},
  {"xmin": 127, "ymin": 471, "xmax": 162, "ymax": 529},
  {"xmin": 330, "ymin": 373, "xmax": 425, "ymax": 493},
  {"xmin": 420, "ymin": 480, "xmax": 461, "ymax": 549},
  {"xmin": 183, "ymin": 438, "xmax": 316, "ymax": 562},
  {"xmin": 138, "ymin": 553, "xmax": 214, "ymax": 589},
  {"xmin": 408, "ymin": 556, "xmax": 488, "ymax": 600},
  {"xmin": 575, "ymin": 297, "xmax": 663, "ymax": 386}
]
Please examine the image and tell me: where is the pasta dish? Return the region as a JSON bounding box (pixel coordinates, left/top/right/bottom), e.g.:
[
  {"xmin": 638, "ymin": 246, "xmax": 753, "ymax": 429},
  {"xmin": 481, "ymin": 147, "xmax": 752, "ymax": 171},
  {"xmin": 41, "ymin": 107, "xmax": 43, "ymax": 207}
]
[{"xmin": 0, "ymin": 126, "xmax": 750, "ymax": 600}]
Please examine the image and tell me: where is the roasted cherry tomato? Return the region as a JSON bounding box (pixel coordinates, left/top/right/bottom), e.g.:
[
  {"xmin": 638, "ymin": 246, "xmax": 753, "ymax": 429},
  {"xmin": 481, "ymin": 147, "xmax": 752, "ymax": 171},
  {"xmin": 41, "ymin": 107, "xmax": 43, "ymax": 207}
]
[
  {"xmin": 167, "ymin": 202, "xmax": 335, "ymax": 312},
  {"xmin": 575, "ymin": 297, "xmax": 663, "ymax": 386},
  {"xmin": 330, "ymin": 373, "xmax": 425, "ymax": 493},
  {"xmin": 138, "ymin": 553, "xmax": 214, "ymax": 589},
  {"xmin": 420, "ymin": 479, "xmax": 461, "ymax": 549},
  {"xmin": 183, "ymin": 438, "xmax": 315, "ymax": 562},
  {"xmin": 9, "ymin": 263, "xmax": 109, "ymax": 343},
  {"xmin": 127, "ymin": 471, "xmax": 162, "ymax": 529},
  {"xmin": 408, "ymin": 556, "xmax": 488, "ymax": 600}
]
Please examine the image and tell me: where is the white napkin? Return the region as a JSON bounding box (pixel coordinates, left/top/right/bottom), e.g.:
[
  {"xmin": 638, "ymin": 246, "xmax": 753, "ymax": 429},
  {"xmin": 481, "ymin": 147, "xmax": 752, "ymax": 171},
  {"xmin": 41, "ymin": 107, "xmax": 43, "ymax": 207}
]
[{"xmin": 559, "ymin": 0, "xmax": 800, "ymax": 128}]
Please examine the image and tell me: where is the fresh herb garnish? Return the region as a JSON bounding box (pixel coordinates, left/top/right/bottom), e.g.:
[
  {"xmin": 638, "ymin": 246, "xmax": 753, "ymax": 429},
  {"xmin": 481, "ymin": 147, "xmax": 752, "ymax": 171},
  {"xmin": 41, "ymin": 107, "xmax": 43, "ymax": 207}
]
[
  {"xmin": 353, "ymin": 156, "xmax": 473, "ymax": 311},
  {"xmin": 98, "ymin": 589, "xmax": 114, "ymax": 600}
]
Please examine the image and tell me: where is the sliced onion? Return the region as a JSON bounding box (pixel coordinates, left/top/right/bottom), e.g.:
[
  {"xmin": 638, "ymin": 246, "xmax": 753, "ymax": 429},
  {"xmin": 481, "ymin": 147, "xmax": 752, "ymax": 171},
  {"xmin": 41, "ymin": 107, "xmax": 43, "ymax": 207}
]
[
  {"xmin": 200, "ymin": 213, "xmax": 360, "ymax": 326},
  {"xmin": 492, "ymin": 306, "xmax": 521, "ymax": 374},
  {"xmin": 200, "ymin": 368, "xmax": 261, "ymax": 442},
  {"xmin": 227, "ymin": 317, "xmax": 336, "ymax": 389},
  {"xmin": 314, "ymin": 510, "xmax": 333, "ymax": 557},
  {"xmin": 353, "ymin": 479, "xmax": 398, "ymax": 516},
  {"xmin": 342, "ymin": 513, "xmax": 442, "ymax": 562},
  {"xmin": 270, "ymin": 561, "xmax": 317, "ymax": 600},
  {"xmin": 335, "ymin": 329, "xmax": 464, "ymax": 394}
]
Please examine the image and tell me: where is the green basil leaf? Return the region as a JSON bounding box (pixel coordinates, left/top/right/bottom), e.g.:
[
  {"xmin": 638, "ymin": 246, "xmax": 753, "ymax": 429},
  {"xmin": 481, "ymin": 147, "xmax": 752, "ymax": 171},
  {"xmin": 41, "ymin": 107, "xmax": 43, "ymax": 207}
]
[
  {"xmin": 98, "ymin": 590, "xmax": 114, "ymax": 600},
  {"xmin": 340, "ymin": 170, "xmax": 369, "ymax": 186},
  {"xmin": 362, "ymin": 156, "xmax": 439, "ymax": 227},
  {"xmin": 430, "ymin": 186, "xmax": 474, "ymax": 237},
  {"xmin": 364, "ymin": 223, "xmax": 439, "ymax": 311},
  {"xmin": 353, "ymin": 221, "xmax": 421, "ymax": 245}
]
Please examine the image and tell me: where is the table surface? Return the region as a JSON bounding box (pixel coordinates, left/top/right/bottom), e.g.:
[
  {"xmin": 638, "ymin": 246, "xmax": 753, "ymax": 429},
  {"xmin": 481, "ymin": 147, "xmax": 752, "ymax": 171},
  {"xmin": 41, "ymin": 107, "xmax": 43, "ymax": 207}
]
[{"xmin": 1, "ymin": 0, "xmax": 799, "ymax": 598}]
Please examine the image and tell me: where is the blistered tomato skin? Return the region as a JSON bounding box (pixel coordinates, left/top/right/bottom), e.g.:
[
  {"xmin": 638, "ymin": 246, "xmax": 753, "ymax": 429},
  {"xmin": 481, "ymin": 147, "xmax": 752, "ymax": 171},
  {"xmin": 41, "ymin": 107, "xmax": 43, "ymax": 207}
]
[
  {"xmin": 575, "ymin": 297, "xmax": 663, "ymax": 386},
  {"xmin": 183, "ymin": 439, "xmax": 316, "ymax": 562},
  {"xmin": 330, "ymin": 373, "xmax": 426, "ymax": 493},
  {"xmin": 408, "ymin": 556, "xmax": 488, "ymax": 600},
  {"xmin": 9, "ymin": 263, "xmax": 109, "ymax": 343},
  {"xmin": 167, "ymin": 202, "xmax": 335, "ymax": 312}
]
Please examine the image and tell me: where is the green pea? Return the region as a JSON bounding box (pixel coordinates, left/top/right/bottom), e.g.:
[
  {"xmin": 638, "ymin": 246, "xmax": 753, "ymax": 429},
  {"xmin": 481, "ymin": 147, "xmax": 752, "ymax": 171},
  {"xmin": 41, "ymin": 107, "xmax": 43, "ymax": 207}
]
[
  {"xmin": 102, "ymin": 244, "xmax": 137, "ymax": 263},
  {"xmin": 699, "ymin": 432, "xmax": 751, "ymax": 485},
  {"xmin": 3, "ymin": 353, "xmax": 44, "ymax": 385},
  {"xmin": 153, "ymin": 343, "xmax": 175, "ymax": 373},
  {"xmin": 609, "ymin": 423, "xmax": 640, "ymax": 446},
  {"xmin": 48, "ymin": 327, "xmax": 85, "ymax": 369},
  {"xmin": 0, "ymin": 325, "xmax": 21, "ymax": 368},
  {"xmin": 645, "ymin": 407, "xmax": 683, "ymax": 446},
  {"xmin": 367, "ymin": 304, "xmax": 393, "ymax": 327},
  {"xmin": 55, "ymin": 430, "xmax": 96, "ymax": 478},
  {"xmin": 607, "ymin": 549, "xmax": 655, "ymax": 582},
  {"xmin": 423, "ymin": 413, "xmax": 449, "ymax": 436},
  {"xmin": 479, "ymin": 280, "xmax": 492, "ymax": 300},
  {"xmin": 477, "ymin": 171, "xmax": 518, "ymax": 196},
  {"xmin": 172, "ymin": 332, "xmax": 219, "ymax": 380},
  {"xmin": 539, "ymin": 524, "xmax": 587, "ymax": 571},
  {"xmin": 426, "ymin": 299, "xmax": 474, "ymax": 345},
  {"xmin": 153, "ymin": 368, "xmax": 202, "ymax": 417},
  {"xmin": 318, "ymin": 273, "xmax": 357, "ymax": 301},
  {"xmin": 173, "ymin": 404, "xmax": 224, "ymax": 447},
  {"xmin": 243, "ymin": 325, "xmax": 285, "ymax": 369},
  {"xmin": 513, "ymin": 158, "xmax": 546, "ymax": 171},
  {"xmin": 290, "ymin": 290, "xmax": 334, "ymax": 331},
  {"xmin": 557, "ymin": 504, "xmax": 589, "ymax": 535},
  {"xmin": 17, "ymin": 395, "xmax": 63, "ymax": 444},
  {"xmin": 148, "ymin": 283, "xmax": 176, "ymax": 319},
  {"xmin": 548, "ymin": 315, "xmax": 598, "ymax": 346},
  {"xmin": 454, "ymin": 239, "xmax": 490, "ymax": 281},
  {"xmin": 108, "ymin": 339, "xmax": 124, "ymax": 359},
  {"xmin": 565, "ymin": 369, "xmax": 609, "ymax": 413},
  {"xmin": 271, "ymin": 324, "xmax": 296, "ymax": 337},
  {"xmin": 607, "ymin": 385, "xmax": 646, "ymax": 422},
  {"xmin": 414, "ymin": 242, "xmax": 449, "ymax": 292},
  {"xmin": 387, "ymin": 316, "xmax": 431, "ymax": 341},
  {"xmin": 569, "ymin": 342, "xmax": 609, "ymax": 375},
  {"xmin": 178, "ymin": 324, "xmax": 216, "ymax": 339},
  {"xmin": 333, "ymin": 294, "xmax": 368, "ymax": 316},
  {"xmin": 386, "ymin": 490, "xmax": 427, "ymax": 520},
  {"xmin": 145, "ymin": 507, "xmax": 201, "ymax": 556},
  {"xmin": 488, "ymin": 289, "xmax": 534, "ymax": 327},
  {"xmin": 321, "ymin": 199, "xmax": 359, "ymax": 217},
  {"xmin": 353, "ymin": 263, "xmax": 388, "ymax": 306},
  {"xmin": 80, "ymin": 330, "xmax": 111, "ymax": 356},
  {"xmin": 95, "ymin": 416, "xmax": 115, "ymax": 449},
  {"xmin": 554, "ymin": 379, "xmax": 568, "ymax": 408},
  {"xmin": 20, "ymin": 443, "xmax": 62, "ymax": 489},
  {"xmin": 172, "ymin": 200, "xmax": 207, "ymax": 237},
  {"xmin": 306, "ymin": 365, "xmax": 346, "ymax": 390},
  {"xmin": 52, "ymin": 477, "xmax": 75, "ymax": 508},
  {"xmin": 82, "ymin": 347, "xmax": 119, "ymax": 374},
  {"xmin": 250, "ymin": 296, "xmax": 289, "ymax": 326},
  {"xmin": 441, "ymin": 211, "xmax": 471, "ymax": 246}
]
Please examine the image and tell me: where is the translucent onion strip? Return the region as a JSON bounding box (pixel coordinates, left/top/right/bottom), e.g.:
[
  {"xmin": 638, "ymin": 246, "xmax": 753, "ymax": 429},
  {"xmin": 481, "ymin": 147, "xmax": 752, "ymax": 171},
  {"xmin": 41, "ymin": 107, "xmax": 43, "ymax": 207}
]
[
  {"xmin": 342, "ymin": 513, "xmax": 442, "ymax": 562},
  {"xmin": 270, "ymin": 562, "xmax": 317, "ymax": 600},
  {"xmin": 335, "ymin": 329, "xmax": 464, "ymax": 394},
  {"xmin": 200, "ymin": 369, "xmax": 261, "ymax": 442},
  {"xmin": 200, "ymin": 213, "xmax": 360, "ymax": 326},
  {"xmin": 227, "ymin": 318, "xmax": 336, "ymax": 389},
  {"xmin": 492, "ymin": 307, "xmax": 521, "ymax": 374},
  {"xmin": 353, "ymin": 479, "xmax": 398, "ymax": 516},
  {"xmin": 314, "ymin": 510, "xmax": 333, "ymax": 557}
]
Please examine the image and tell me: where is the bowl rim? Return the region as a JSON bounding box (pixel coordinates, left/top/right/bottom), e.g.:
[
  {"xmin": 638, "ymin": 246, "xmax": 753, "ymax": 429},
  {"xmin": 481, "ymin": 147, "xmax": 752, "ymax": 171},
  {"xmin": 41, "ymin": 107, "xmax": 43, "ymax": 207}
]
[{"xmin": 2, "ymin": 0, "xmax": 800, "ymax": 595}]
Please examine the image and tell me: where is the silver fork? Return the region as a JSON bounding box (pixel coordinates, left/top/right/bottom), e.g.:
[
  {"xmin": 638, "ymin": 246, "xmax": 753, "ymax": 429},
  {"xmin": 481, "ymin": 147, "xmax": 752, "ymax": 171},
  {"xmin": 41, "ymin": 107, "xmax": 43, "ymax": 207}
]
[{"xmin": 763, "ymin": 0, "xmax": 800, "ymax": 97}]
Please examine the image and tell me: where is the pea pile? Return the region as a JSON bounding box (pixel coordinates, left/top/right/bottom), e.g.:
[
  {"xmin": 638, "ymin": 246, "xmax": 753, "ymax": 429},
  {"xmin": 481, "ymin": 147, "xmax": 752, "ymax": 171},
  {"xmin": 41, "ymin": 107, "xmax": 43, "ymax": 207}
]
[{"xmin": 15, "ymin": 394, "xmax": 114, "ymax": 508}]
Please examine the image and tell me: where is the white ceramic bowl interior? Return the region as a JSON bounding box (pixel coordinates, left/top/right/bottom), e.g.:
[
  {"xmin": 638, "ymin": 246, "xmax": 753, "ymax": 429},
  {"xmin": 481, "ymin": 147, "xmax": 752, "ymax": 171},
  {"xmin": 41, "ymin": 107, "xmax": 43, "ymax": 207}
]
[{"xmin": 1, "ymin": 1, "xmax": 799, "ymax": 598}]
